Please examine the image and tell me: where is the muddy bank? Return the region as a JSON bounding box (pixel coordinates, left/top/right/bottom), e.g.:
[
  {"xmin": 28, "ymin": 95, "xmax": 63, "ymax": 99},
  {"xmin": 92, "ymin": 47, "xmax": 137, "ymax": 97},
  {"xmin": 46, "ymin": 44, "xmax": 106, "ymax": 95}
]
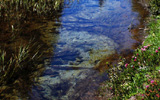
[{"xmin": 137, "ymin": 0, "xmax": 150, "ymax": 9}]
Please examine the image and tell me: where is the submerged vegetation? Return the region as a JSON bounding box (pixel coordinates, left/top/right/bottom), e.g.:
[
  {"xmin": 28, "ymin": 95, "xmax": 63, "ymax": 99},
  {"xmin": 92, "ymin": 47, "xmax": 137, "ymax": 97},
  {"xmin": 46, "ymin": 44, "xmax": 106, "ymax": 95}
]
[{"xmin": 98, "ymin": 0, "xmax": 160, "ymax": 99}]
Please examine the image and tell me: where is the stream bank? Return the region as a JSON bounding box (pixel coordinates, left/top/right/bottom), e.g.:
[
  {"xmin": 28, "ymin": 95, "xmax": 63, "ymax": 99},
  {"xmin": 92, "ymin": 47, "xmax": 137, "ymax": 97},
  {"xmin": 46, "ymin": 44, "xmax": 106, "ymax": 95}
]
[{"xmin": 97, "ymin": 0, "xmax": 160, "ymax": 99}]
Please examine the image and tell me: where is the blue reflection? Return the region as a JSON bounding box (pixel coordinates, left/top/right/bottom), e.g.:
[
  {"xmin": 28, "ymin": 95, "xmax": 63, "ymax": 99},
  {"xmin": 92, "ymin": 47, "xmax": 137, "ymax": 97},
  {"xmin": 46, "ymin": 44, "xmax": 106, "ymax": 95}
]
[{"xmin": 51, "ymin": 0, "xmax": 139, "ymax": 68}]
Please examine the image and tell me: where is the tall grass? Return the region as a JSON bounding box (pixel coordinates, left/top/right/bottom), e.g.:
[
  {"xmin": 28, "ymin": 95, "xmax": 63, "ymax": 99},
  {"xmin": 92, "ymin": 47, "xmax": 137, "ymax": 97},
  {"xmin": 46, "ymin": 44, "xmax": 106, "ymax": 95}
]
[
  {"xmin": 0, "ymin": 42, "xmax": 42, "ymax": 85},
  {"xmin": 0, "ymin": 39, "xmax": 47, "ymax": 99},
  {"xmin": 0, "ymin": 0, "xmax": 64, "ymax": 20}
]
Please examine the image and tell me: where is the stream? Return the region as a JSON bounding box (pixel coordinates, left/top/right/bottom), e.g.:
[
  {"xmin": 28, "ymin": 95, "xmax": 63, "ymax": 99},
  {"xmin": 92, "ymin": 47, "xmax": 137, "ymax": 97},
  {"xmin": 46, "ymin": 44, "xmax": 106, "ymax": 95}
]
[
  {"xmin": 26, "ymin": 0, "xmax": 149, "ymax": 100},
  {"xmin": 0, "ymin": 0, "xmax": 149, "ymax": 99}
]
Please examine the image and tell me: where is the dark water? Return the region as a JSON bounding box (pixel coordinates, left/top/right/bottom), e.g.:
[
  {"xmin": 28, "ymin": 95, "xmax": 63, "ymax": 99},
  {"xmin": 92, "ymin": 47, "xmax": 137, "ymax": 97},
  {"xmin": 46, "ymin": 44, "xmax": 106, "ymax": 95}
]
[
  {"xmin": 26, "ymin": 0, "xmax": 149, "ymax": 100},
  {"xmin": 0, "ymin": 0, "xmax": 149, "ymax": 99}
]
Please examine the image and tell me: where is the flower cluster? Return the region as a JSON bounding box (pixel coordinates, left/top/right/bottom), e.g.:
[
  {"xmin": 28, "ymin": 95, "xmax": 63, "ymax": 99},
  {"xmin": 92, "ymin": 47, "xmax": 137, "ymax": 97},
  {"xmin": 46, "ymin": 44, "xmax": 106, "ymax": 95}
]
[
  {"xmin": 141, "ymin": 45, "xmax": 150, "ymax": 52},
  {"xmin": 143, "ymin": 80, "xmax": 160, "ymax": 99},
  {"xmin": 104, "ymin": 43, "xmax": 160, "ymax": 100},
  {"xmin": 124, "ymin": 45, "xmax": 160, "ymax": 69}
]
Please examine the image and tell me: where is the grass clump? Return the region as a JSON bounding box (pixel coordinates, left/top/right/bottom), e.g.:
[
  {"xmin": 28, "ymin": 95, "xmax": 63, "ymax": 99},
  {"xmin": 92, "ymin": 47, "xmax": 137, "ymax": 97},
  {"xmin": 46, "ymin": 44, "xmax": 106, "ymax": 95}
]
[
  {"xmin": 0, "ymin": 0, "xmax": 64, "ymax": 20},
  {"xmin": 0, "ymin": 43, "xmax": 41, "ymax": 85},
  {"xmin": 0, "ymin": 41, "xmax": 45, "ymax": 99}
]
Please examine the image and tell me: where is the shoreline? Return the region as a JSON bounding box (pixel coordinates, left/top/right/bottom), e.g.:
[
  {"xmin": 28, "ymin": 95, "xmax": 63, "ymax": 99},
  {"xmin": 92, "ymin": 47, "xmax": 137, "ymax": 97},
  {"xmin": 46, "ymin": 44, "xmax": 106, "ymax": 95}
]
[{"xmin": 97, "ymin": 0, "xmax": 160, "ymax": 99}]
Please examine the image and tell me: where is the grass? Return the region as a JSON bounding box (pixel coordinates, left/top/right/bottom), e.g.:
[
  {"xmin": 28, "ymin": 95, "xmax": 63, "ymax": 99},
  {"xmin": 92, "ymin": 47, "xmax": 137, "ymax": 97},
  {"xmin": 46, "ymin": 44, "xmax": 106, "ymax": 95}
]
[
  {"xmin": 0, "ymin": 40, "xmax": 45, "ymax": 99},
  {"xmin": 0, "ymin": 0, "xmax": 64, "ymax": 19},
  {"xmin": 0, "ymin": 41, "xmax": 41, "ymax": 85}
]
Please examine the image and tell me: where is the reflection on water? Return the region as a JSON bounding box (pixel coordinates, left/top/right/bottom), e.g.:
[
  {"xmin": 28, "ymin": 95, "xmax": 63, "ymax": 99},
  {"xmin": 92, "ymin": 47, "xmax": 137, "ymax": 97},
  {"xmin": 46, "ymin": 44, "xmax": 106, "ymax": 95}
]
[{"xmin": 28, "ymin": 0, "xmax": 149, "ymax": 100}]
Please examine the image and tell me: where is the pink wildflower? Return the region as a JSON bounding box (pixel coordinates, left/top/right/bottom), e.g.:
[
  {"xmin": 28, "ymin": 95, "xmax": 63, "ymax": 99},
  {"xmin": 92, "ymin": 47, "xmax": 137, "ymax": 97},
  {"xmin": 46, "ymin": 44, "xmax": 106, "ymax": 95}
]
[
  {"xmin": 156, "ymin": 49, "xmax": 158, "ymax": 53},
  {"xmin": 142, "ymin": 94, "xmax": 144, "ymax": 96},
  {"xmin": 146, "ymin": 85, "xmax": 149, "ymax": 88},
  {"xmin": 158, "ymin": 47, "xmax": 160, "ymax": 50},
  {"xmin": 141, "ymin": 48, "xmax": 146, "ymax": 52},
  {"xmin": 134, "ymin": 59, "xmax": 137, "ymax": 61},
  {"xmin": 125, "ymin": 63, "xmax": 128, "ymax": 68},
  {"xmin": 156, "ymin": 94, "xmax": 160, "ymax": 98},
  {"xmin": 143, "ymin": 46, "xmax": 148, "ymax": 49},
  {"xmin": 109, "ymin": 87, "xmax": 112, "ymax": 90},
  {"xmin": 151, "ymin": 80, "xmax": 154, "ymax": 84},
  {"xmin": 136, "ymin": 53, "xmax": 139, "ymax": 56}
]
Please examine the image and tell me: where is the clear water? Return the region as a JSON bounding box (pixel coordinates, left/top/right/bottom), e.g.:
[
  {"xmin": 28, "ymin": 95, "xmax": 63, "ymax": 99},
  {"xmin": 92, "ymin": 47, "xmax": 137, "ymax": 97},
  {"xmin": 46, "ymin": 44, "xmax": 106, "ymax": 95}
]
[{"xmin": 29, "ymin": 0, "xmax": 148, "ymax": 99}]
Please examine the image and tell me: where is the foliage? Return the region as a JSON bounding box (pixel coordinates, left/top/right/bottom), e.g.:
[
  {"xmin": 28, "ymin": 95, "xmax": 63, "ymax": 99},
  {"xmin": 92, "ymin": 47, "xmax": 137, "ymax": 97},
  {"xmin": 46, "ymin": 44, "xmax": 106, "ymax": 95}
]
[
  {"xmin": 0, "ymin": 40, "xmax": 46, "ymax": 99},
  {"xmin": 149, "ymin": 0, "xmax": 160, "ymax": 15},
  {"xmin": 0, "ymin": 41, "xmax": 42, "ymax": 85},
  {"xmin": 0, "ymin": 0, "xmax": 64, "ymax": 20}
]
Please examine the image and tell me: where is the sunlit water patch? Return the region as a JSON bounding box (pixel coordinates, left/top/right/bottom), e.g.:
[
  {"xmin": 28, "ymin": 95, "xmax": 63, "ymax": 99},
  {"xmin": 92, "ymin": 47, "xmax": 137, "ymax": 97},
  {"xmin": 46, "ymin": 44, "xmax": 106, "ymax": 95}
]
[{"xmin": 29, "ymin": 0, "xmax": 148, "ymax": 99}]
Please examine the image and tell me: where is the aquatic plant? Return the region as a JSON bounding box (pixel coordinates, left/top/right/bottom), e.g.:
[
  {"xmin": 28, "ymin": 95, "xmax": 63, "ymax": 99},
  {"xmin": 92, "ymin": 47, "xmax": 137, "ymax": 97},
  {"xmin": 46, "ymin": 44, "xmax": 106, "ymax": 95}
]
[
  {"xmin": 0, "ymin": 41, "xmax": 42, "ymax": 85},
  {"xmin": 0, "ymin": 40, "xmax": 46, "ymax": 99}
]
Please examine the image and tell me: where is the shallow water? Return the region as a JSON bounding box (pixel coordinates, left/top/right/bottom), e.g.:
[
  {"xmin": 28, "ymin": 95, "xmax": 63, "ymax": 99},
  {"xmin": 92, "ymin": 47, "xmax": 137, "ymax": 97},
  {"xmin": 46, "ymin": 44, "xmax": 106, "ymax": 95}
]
[{"xmin": 25, "ymin": 0, "xmax": 149, "ymax": 99}]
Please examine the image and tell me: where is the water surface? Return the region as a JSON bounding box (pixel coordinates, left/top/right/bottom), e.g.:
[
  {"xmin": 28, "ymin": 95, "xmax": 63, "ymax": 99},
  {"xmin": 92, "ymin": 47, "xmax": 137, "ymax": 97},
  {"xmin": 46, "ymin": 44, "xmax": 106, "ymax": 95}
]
[{"xmin": 28, "ymin": 0, "xmax": 149, "ymax": 99}]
